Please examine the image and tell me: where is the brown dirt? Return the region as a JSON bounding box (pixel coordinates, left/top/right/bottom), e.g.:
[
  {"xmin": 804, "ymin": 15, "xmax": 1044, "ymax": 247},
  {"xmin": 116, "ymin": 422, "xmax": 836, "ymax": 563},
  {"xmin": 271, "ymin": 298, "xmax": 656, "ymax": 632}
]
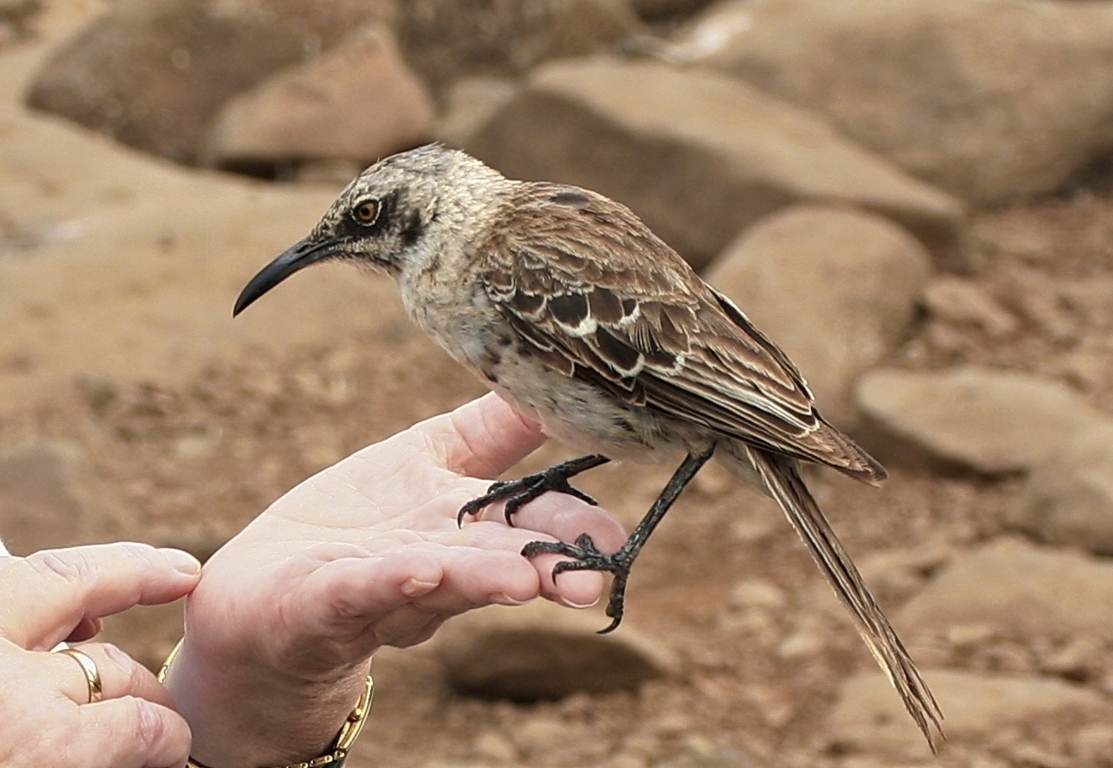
[
  {"xmin": 5, "ymin": 187, "xmax": 1113, "ymax": 767},
  {"xmin": 6, "ymin": 4, "xmax": 1113, "ymax": 764}
]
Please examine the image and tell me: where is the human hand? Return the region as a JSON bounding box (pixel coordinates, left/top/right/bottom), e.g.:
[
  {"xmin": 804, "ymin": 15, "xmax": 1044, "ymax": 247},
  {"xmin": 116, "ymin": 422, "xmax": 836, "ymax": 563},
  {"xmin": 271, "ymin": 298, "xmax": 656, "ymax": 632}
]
[
  {"xmin": 0, "ymin": 542, "xmax": 201, "ymax": 768},
  {"xmin": 165, "ymin": 393, "xmax": 626, "ymax": 767}
]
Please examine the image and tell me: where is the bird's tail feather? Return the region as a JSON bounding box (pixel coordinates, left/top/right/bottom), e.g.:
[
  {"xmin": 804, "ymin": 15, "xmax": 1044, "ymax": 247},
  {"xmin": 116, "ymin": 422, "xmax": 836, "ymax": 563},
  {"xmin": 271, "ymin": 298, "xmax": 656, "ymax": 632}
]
[{"xmin": 745, "ymin": 446, "xmax": 944, "ymax": 751}]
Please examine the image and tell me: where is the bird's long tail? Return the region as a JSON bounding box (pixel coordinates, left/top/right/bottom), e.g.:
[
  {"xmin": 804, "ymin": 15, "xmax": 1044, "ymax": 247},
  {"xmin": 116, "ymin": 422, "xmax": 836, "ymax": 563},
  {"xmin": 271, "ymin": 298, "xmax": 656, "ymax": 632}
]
[{"xmin": 744, "ymin": 446, "xmax": 944, "ymax": 751}]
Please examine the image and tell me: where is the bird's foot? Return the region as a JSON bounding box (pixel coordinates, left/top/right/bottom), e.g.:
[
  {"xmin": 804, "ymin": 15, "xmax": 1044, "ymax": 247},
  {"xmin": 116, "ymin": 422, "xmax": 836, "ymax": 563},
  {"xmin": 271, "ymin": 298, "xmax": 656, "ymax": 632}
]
[
  {"xmin": 456, "ymin": 454, "xmax": 609, "ymax": 526},
  {"xmin": 522, "ymin": 533, "xmax": 632, "ymax": 634}
]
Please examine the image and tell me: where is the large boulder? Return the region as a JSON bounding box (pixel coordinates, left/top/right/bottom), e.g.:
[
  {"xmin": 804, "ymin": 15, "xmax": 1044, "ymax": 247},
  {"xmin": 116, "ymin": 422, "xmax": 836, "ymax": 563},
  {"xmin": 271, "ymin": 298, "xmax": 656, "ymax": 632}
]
[
  {"xmin": 394, "ymin": 0, "xmax": 644, "ymax": 93},
  {"xmin": 898, "ymin": 537, "xmax": 1113, "ymax": 642},
  {"xmin": 203, "ymin": 24, "xmax": 434, "ymax": 171},
  {"xmin": 706, "ymin": 205, "xmax": 931, "ymax": 429},
  {"xmin": 24, "ymin": 0, "xmax": 395, "ymax": 162},
  {"xmin": 463, "ymin": 58, "xmax": 964, "ymax": 271},
  {"xmin": 855, "ymin": 366, "xmax": 1104, "ymax": 473},
  {"xmin": 670, "ymin": 0, "xmax": 1113, "ymax": 204},
  {"xmin": 828, "ymin": 669, "xmax": 1113, "ymax": 759}
]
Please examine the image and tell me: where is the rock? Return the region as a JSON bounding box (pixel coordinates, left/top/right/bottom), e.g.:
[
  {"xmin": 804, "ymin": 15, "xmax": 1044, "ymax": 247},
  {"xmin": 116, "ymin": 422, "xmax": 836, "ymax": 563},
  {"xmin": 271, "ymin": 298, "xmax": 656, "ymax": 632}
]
[
  {"xmin": 0, "ymin": 0, "xmax": 39, "ymax": 42},
  {"xmin": 1070, "ymin": 724, "xmax": 1113, "ymax": 767},
  {"xmin": 1014, "ymin": 423, "xmax": 1113, "ymax": 555},
  {"xmin": 922, "ymin": 276, "xmax": 1019, "ymax": 339},
  {"xmin": 651, "ymin": 746, "xmax": 763, "ymax": 768},
  {"xmin": 827, "ymin": 669, "xmax": 1113, "ymax": 759},
  {"xmin": 0, "ymin": 439, "xmax": 135, "ymax": 554},
  {"xmin": 668, "ymin": 0, "xmax": 1113, "ymax": 204},
  {"xmin": 541, "ymin": 0, "xmax": 644, "ymax": 60},
  {"xmin": 463, "ymin": 58, "xmax": 965, "ymax": 271},
  {"xmin": 203, "ymin": 24, "xmax": 434, "ymax": 171},
  {"xmin": 631, "ymin": 0, "xmax": 716, "ymax": 23},
  {"xmin": 395, "ymin": 0, "xmax": 644, "ymax": 93},
  {"xmin": 0, "ymin": 45, "xmax": 405, "ymax": 418},
  {"xmin": 855, "ymin": 543, "xmax": 954, "ymax": 606},
  {"xmin": 512, "ymin": 715, "xmax": 569, "ymax": 757},
  {"xmin": 728, "ymin": 578, "xmax": 786, "ymax": 609},
  {"xmin": 855, "ymin": 366, "xmax": 1103, "ymax": 473},
  {"xmin": 470, "ymin": 731, "xmax": 519, "ymax": 763},
  {"xmin": 24, "ymin": 0, "xmax": 395, "ymax": 162},
  {"xmin": 996, "ymin": 266, "xmax": 1078, "ymax": 342},
  {"xmin": 432, "ymin": 600, "xmax": 679, "ymax": 700},
  {"xmin": 706, "ymin": 205, "xmax": 931, "ymax": 428},
  {"xmin": 898, "ymin": 537, "xmax": 1113, "ymax": 642},
  {"xmin": 436, "ymin": 75, "xmax": 518, "ymax": 150}
]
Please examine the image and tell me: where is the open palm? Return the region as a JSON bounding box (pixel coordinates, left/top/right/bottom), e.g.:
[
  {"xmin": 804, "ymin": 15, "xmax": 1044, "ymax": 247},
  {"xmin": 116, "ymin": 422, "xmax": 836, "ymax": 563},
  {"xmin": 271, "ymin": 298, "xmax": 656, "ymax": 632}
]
[{"xmin": 164, "ymin": 394, "xmax": 626, "ymax": 767}]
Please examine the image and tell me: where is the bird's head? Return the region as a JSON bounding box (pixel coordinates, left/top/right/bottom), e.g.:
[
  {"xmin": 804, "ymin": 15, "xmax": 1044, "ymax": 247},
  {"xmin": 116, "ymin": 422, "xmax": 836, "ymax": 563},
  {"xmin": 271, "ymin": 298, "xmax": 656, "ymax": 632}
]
[{"xmin": 233, "ymin": 144, "xmax": 507, "ymax": 317}]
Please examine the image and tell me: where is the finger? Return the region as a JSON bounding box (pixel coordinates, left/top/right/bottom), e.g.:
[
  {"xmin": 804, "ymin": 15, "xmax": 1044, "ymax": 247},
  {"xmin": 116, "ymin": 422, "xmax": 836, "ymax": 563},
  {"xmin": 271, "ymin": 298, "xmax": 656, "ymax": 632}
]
[
  {"xmin": 51, "ymin": 643, "xmax": 176, "ymax": 709},
  {"xmin": 462, "ymin": 496, "xmax": 621, "ymax": 608},
  {"xmin": 0, "ymin": 543, "xmax": 200, "ymax": 650},
  {"xmin": 65, "ymin": 617, "xmax": 104, "ymax": 644},
  {"xmin": 369, "ymin": 545, "xmax": 602, "ymax": 624},
  {"xmin": 416, "ymin": 393, "xmax": 546, "ymax": 478},
  {"xmin": 451, "ymin": 519, "xmax": 609, "ymax": 607},
  {"xmin": 529, "ymin": 552, "xmax": 607, "ymax": 609},
  {"xmin": 75, "ymin": 697, "xmax": 190, "ymax": 768},
  {"xmin": 302, "ymin": 546, "xmax": 542, "ymax": 633}
]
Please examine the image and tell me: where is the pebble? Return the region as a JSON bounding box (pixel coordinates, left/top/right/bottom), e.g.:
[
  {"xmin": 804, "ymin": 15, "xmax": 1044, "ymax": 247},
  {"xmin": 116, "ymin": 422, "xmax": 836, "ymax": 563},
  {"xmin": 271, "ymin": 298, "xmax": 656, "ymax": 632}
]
[
  {"xmin": 728, "ymin": 579, "xmax": 786, "ymax": 609},
  {"xmin": 1069, "ymin": 724, "xmax": 1113, "ymax": 765},
  {"xmin": 922, "ymin": 276, "xmax": 1018, "ymax": 338},
  {"xmin": 471, "ymin": 731, "xmax": 518, "ymax": 764},
  {"xmin": 1015, "ymin": 422, "xmax": 1113, "ymax": 555}
]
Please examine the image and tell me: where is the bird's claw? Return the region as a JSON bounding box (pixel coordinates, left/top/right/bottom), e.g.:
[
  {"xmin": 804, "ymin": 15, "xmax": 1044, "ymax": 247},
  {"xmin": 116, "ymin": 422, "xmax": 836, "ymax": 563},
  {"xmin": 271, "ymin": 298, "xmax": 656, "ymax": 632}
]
[
  {"xmin": 522, "ymin": 533, "xmax": 632, "ymax": 634},
  {"xmin": 455, "ymin": 457, "xmax": 605, "ymax": 528}
]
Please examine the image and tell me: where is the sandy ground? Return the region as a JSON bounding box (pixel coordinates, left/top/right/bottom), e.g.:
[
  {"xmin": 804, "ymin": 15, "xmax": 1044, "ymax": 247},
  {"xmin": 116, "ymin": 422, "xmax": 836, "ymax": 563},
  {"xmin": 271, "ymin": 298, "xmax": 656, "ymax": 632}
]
[{"xmin": 6, "ymin": 5, "xmax": 1113, "ymax": 768}]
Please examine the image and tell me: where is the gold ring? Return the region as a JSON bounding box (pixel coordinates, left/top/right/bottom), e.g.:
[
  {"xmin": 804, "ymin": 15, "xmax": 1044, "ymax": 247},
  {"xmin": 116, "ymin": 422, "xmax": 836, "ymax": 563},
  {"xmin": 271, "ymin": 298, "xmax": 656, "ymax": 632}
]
[{"xmin": 56, "ymin": 647, "xmax": 104, "ymax": 704}]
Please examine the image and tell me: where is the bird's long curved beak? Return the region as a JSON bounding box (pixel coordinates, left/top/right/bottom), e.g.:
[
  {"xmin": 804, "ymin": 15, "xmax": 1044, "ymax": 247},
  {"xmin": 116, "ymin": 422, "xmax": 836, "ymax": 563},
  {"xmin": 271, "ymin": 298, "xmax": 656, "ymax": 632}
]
[{"xmin": 233, "ymin": 236, "xmax": 340, "ymax": 317}]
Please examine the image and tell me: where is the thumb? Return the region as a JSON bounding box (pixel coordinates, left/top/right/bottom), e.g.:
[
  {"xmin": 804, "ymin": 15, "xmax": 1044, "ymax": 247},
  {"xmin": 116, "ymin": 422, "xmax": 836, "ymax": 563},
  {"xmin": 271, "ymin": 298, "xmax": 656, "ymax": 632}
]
[
  {"xmin": 414, "ymin": 393, "xmax": 545, "ymax": 478},
  {"xmin": 0, "ymin": 542, "xmax": 200, "ymax": 650}
]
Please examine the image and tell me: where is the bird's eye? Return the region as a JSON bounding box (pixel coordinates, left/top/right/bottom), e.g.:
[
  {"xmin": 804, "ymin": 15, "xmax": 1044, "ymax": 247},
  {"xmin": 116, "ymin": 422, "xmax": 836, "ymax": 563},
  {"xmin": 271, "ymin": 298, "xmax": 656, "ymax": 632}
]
[{"xmin": 353, "ymin": 200, "xmax": 380, "ymax": 225}]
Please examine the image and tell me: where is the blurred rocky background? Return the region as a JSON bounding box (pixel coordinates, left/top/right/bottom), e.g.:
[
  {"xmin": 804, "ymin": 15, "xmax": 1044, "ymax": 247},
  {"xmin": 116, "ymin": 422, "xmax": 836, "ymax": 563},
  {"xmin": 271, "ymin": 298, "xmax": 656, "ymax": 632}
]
[{"xmin": 4, "ymin": 0, "xmax": 1113, "ymax": 766}]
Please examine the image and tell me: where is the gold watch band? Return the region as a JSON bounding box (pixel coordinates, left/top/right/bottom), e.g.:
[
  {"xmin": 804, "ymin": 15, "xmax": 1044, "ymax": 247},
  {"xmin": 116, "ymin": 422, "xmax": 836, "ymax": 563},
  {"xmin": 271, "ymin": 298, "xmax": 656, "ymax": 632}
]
[{"xmin": 158, "ymin": 639, "xmax": 374, "ymax": 768}]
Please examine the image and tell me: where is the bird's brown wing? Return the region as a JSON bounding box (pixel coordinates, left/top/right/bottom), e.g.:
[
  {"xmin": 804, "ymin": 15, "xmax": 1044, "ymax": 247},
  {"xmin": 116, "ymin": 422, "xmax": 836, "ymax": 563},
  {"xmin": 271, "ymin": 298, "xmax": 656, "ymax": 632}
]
[{"xmin": 480, "ymin": 183, "xmax": 882, "ymax": 481}]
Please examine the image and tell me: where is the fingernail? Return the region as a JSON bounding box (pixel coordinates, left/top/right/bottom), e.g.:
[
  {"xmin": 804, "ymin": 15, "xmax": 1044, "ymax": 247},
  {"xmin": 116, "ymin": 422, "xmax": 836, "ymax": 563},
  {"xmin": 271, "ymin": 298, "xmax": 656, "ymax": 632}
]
[
  {"xmin": 158, "ymin": 548, "xmax": 201, "ymax": 575},
  {"xmin": 494, "ymin": 593, "xmax": 530, "ymax": 606},
  {"xmin": 558, "ymin": 596, "xmax": 599, "ymax": 609},
  {"xmin": 400, "ymin": 577, "xmax": 439, "ymax": 598}
]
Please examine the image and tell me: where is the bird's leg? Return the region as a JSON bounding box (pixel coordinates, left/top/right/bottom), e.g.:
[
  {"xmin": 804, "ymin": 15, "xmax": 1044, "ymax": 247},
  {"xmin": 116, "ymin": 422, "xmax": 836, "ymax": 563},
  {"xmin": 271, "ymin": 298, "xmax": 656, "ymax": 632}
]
[
  {"xmin": 457, "ymin": 454, "xmax": 612, "ymax": 526},
  {"xmin": 523, "ymin": 446, "xmax": 715, "ymax": 633}
]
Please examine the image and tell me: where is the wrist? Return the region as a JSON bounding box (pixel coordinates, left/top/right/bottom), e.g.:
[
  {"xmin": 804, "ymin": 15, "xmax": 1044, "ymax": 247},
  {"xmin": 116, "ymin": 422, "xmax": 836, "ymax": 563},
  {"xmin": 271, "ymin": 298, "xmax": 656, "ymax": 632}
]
[{"xmin": 162, "ymin": 636, "xmax": 371, "ymax": 768}]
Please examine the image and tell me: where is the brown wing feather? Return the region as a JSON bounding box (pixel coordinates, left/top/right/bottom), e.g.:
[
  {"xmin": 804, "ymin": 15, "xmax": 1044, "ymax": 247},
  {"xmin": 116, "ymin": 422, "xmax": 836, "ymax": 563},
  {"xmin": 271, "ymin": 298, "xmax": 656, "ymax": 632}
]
[{"xmin": 480, "ymin": 182, "xmax": 883, "ymax": 481}]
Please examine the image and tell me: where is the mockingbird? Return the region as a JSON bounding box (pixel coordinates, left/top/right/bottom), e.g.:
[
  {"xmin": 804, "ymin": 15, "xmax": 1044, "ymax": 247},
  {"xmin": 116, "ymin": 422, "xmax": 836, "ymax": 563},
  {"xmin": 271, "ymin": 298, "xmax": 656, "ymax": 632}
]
[{"xmin": 234, "ymin": 145, "xmax": 942, "ymax": 748}]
